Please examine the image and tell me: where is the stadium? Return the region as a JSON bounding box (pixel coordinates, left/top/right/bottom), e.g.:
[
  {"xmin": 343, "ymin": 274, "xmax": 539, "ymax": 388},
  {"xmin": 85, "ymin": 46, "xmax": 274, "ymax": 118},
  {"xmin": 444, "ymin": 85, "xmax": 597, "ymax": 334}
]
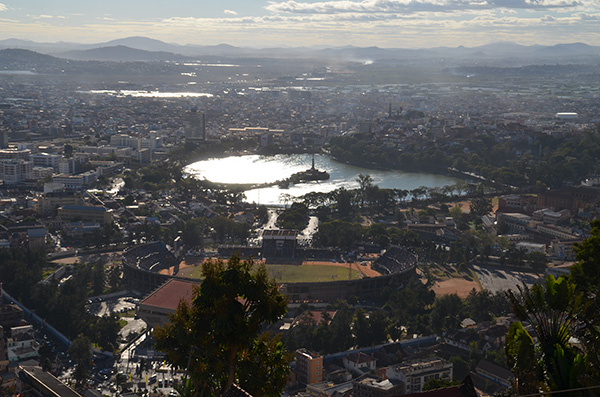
[{"xmin": 122, "ymin": 238, "xmax": 418, "ymax": 302}]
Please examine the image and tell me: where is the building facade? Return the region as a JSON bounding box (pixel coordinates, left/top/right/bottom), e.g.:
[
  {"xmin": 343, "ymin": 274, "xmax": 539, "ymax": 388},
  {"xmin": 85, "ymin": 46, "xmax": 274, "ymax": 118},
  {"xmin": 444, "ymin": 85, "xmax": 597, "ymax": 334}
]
[
  {"xmin": 386, "ymin": 358, "xmax": 453, "ymax": 394},
  {"xmin": 296, "ymin": 349, "xmax": 323, "ymax": 385}
]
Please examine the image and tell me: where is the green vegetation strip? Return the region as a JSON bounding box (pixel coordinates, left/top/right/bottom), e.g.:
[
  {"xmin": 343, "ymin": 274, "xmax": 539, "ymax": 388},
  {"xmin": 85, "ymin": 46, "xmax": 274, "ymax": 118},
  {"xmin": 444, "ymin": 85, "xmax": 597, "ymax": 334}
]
[{"xmin": 182, "ymin": 264, "xmax": 361, "ymax": 283}]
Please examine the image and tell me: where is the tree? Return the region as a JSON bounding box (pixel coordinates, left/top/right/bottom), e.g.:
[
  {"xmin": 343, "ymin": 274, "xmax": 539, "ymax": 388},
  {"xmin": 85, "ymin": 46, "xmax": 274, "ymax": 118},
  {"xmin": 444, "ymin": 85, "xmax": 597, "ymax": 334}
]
[
  {"xmin": 92, "ymin": 315, "xmax": 120, "ymax": 352},
  {"xmin": 430, "ymin": 293, "xmax": 464, "ymax": 333},
  {"xmin": 423, "ymin": 378, "xmax": 460, "ymax": 391},
  {"xmin": 356, "ymin": 174, "xmax": 374, "ymax": 209},
  {"xmin": 277, "ymin": 202, "xmax": 309, "ymax": 230},
  {"xmin": 354, "ymin": 309, "xmax": 372, "ymax": 347},
  {"xmin": 115, "ymin": 372, "xmax": 128, "ymax": 393},
  {"xmin": 236, "ymin": 333, "xmax": 292, "ymax": 396},
  {"xmin": 68, "ymin": 335, "xmax": 92, "ymax": 387},
  {"xmin": 505, "ymin": 276, "xmax": 600, "ymax": 394},
  {"xmin": 314, "ymin": 220, "xmax": 364, "ymax": 249},
  {"xmin": 334, "ymin": 187, "xmax": 354, "ymax": 218},
  {"xmin": 469, "ymin": 196, "xmax": 492, "ymax": 218},
  {"xmin": 107, "ymin": 265, "xmax": 122, "ymax": 292},
  {"xmin": 570, "ymin": 219, "xmax": 600, "ymax": 372},
  {"xmin": 571, "ymin": 219, "xmax": 600, "ymax": 294},
  {"xmin": 64, "ymin": 144, "xmax": 74, "ymax": 158},
  {"xmin": 526, "ymin": 251, "xmax": 549, "ymax": 272},
  {"xmin": 154, "ymin": 256, "xmax": 289, "ymax": 396}
]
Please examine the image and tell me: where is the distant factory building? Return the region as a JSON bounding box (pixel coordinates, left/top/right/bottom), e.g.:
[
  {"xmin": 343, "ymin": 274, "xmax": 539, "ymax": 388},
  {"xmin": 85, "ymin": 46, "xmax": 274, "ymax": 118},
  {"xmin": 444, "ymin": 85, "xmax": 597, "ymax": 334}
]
[{"xmin": 185, "ymin": 107, "xmax": 206, "ymax": 141}]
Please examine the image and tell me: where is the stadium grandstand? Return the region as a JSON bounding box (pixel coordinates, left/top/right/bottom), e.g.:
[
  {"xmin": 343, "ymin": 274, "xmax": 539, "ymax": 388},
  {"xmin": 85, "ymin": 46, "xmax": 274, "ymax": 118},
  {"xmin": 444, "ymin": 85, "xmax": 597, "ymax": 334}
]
[{"xmin": 372, "ymin": 246, "xmax": 418, "ymax": 275}]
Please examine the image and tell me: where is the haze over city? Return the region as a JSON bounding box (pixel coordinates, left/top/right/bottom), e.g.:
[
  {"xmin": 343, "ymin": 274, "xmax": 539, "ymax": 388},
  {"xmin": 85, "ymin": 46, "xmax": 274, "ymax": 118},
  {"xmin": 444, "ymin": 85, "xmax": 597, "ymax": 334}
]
[
  {"xmin": 0, "ymin": 0, "xmax": 598, "ymax": 47},
  {"xmin": 1, "ymin": 0, "xmax": 600, "ymax": 396}
]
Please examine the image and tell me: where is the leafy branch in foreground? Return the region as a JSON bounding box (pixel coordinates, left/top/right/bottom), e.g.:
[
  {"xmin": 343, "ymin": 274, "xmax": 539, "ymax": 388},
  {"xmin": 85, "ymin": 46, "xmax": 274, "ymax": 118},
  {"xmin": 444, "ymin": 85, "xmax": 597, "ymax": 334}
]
[{"xmin": 154, "ymin": 256, "xmax": 289, "ymax": 396}]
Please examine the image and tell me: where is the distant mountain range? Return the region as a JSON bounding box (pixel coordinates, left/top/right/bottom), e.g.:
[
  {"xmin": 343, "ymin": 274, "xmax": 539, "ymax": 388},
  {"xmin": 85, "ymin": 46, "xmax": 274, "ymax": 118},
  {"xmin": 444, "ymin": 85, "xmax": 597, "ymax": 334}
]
[{"xmin": 0, "ymin": 36, "xmax": 598, "ymax": 64}]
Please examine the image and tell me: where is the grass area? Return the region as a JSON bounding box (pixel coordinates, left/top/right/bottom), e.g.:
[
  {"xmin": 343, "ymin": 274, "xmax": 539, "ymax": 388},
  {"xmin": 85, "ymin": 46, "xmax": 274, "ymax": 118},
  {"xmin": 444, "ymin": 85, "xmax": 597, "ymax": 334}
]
[
  {"xmin": 182, "ymin": 263, "xmax": 361, "ymax": 283},
  {"xmin": 119, "ymin": 319, "xmax": 128, "ymax": 328},
  {"xmin": 266, "ymin": 264, "xmax": 360, "ymax": 283},
  {"xmin": 41, "ymin": 266, "xmax": 59, "ymax": 280}
]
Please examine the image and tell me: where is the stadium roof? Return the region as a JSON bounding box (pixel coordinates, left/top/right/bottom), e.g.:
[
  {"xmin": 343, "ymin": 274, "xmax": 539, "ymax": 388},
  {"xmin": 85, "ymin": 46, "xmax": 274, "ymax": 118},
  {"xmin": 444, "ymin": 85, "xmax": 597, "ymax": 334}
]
[{"xmin": 140, "ymin": 279, "xmax": 201, "ymax": 312}]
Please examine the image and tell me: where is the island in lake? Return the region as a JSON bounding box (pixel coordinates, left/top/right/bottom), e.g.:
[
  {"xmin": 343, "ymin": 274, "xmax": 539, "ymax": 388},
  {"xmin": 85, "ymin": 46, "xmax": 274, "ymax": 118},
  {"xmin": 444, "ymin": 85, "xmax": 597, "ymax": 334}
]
[{"xmin": 279, "ymin": 155, "xmax": 330, "ymax": 188}]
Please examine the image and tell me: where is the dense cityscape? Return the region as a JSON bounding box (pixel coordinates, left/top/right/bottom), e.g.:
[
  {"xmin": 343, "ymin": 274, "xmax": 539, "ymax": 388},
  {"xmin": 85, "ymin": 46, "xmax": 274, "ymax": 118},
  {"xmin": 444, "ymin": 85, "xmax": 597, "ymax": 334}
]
[{"xmin": 0, "ymin": 35, "xmax": 599, "ymax": 397}]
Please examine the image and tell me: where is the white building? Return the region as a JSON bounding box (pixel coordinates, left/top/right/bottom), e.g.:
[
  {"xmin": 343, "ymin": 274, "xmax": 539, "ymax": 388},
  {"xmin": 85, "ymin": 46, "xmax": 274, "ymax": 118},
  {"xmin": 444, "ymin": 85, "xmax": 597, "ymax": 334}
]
[
  {"xmin": 32, "ymin": 167, "xmax": 54, "ymax": 179},
  {"xmin": 32, "ymin": 153, "xmax": 61, "ymax": 168},
  {"xmin": 0, "ymin": 148, "xmax": 31, "ymax": 160},
  {"xmin": 516, "ymin": 242, "xmax": 546, "ymax": 255},
  {"xmin": 386, "ymin": 358, "xmax": 453, "ymax": 394},
  {"xmin": 343, "ymin": 352, "xmax": 377, "ymax": 374},
  {"xmin": 7, "ymin": 325, "xmax": 38, "ymax": 362},
  {"xmin": 0, "ymin": 159, "xmax": 33, "ymax": 184},
  {"xmin": 52, "ymin": 171, "xmax": 97, "ymax": 190}
]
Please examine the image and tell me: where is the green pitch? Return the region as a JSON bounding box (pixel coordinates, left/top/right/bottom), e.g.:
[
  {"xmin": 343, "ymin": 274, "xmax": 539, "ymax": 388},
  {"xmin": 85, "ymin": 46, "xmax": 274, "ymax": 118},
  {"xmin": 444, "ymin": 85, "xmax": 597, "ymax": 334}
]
[
  {"xmin": 266, "ymin": 264, "xmax": 361, "ymax": 283},
  {"xmin": 179, "ymin": 263, "xmax": 360, "ymax": 283}
]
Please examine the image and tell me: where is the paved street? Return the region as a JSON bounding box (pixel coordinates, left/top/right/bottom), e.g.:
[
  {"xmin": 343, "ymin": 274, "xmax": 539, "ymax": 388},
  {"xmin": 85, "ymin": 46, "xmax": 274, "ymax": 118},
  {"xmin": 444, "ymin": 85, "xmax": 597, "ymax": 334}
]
[
  {"xmin": 472, "ymin": 264, "xmax": 542, "ymax": 294},
  {"xmin": 298, "ymin": 216, "xmax": 319, "ymax": 246},
  {"xmin": 88, "ymin": 297, "xmax": 137, "ymax": 317}
]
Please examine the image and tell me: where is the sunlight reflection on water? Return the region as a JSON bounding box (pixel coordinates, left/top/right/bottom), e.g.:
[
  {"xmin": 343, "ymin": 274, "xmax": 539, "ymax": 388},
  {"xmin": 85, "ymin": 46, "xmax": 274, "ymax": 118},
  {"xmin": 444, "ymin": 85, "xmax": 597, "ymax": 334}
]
[{"xmin": 184, "ymin": 154, "xmax": 461, "ymax": 205}]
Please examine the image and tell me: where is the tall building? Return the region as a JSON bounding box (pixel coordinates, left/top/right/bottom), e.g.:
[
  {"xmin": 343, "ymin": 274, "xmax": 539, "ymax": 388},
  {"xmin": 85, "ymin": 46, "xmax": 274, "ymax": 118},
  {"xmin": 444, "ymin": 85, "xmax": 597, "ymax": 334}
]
[
  {"xmin": 185, "ymin": 107, "xmax": 206, "ymax": 141},
  {"xmin": 296, "ymin": 349, "xmax": 323, "ymax": 385},
  {"xmin": 0, "ymin": 159, "xmax": 33, "ymax": 184}
]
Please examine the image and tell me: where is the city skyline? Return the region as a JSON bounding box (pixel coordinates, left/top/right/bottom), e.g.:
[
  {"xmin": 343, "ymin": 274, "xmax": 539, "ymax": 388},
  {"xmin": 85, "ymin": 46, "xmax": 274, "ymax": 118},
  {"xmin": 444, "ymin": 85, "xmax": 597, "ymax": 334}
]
[{"xmin": 0, "ymin": 0, "xmax": 597, "ymax": 48}]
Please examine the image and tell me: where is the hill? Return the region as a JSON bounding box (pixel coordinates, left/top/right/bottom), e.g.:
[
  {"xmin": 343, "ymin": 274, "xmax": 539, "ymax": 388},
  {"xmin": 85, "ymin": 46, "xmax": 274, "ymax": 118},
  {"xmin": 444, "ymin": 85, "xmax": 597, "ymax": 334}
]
[
  {"xmin": 0, "ymin": 48, "xmax": 70, "ymax": 72},
  {"xmin": 59, "ymin": 45, "xmax": 189, "ymax": 62},
  {"xmin": 2, "ymin": 37, "xmax": 600, "ymax": 65}
]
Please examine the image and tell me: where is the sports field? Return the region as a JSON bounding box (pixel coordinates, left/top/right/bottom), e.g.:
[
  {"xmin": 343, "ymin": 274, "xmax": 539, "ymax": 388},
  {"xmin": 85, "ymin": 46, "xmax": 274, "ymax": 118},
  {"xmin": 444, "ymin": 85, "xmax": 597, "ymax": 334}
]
[
  {"xmin": 266, "ymin": 264, "xmax": 361, "ymax": 283},
  {"xmin": 177, "ymin": 262, "xmax": 361, "ymax": 283}
]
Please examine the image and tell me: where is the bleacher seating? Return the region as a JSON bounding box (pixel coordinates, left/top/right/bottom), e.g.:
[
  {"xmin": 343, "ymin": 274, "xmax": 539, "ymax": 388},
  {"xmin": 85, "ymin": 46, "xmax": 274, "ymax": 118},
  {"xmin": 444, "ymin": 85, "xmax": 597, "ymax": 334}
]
[
  {"xmin": 122, "ymin": 241, "xmax": 178, "ymax": 271},
  {"xmin": 372, "ymin": 246, "xmax": 417, "ymax": 275}
]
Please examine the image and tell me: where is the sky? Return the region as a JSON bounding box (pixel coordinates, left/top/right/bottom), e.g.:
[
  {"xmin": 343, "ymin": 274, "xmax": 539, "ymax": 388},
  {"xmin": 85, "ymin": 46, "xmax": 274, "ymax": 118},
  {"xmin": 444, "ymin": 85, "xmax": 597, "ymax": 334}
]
[{"xmin": 0, "ymin": 0, "xmax": 598, "ymax": 48}]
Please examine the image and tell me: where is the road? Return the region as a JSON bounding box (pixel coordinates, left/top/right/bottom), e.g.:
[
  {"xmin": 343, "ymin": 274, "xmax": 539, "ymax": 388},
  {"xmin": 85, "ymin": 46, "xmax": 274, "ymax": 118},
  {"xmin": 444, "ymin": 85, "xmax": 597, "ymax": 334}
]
[
  {"xmin": 298, "ymin": 216, "xmax": 319, "ymax": 246},
  {"xmin": 472, "ymin": 264, "xmax": 542, "ymax": 294},
  {"xmin": 248, "ymin": 209, "xmax": 319, "ymax": 248},
  {"xmin": 263, "ymin": 209, "xmax": 279, "ymax": 231},
  {"xmin": 88, "ymin": 297, "xmax": 137, "ymax": 317}
]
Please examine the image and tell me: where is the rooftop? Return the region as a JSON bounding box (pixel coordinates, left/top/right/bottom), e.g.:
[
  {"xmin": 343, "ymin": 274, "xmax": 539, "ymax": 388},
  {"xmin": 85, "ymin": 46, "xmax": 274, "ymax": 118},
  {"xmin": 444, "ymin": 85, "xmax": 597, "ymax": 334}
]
[
  {"xmin": 60, "ymin": 205, "xmax": 107, "ymax": 212},
  {"xmin": 19, "ymin": 365, "xmax": 82, "ymax": 397},
  {"xmin": 263, "ymin": 229, "xmax": 298, "ymax": 237},
  {"xmin": 139, "ymin": 278, "xmax": 201, "ymax": 311}
]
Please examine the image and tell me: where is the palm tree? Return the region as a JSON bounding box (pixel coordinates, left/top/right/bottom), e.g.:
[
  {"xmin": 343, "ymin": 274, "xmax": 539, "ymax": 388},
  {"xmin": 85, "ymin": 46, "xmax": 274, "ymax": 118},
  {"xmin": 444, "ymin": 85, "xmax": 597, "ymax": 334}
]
[{"xmin": 505, "ymin": 276, "xmax": 599, "ymax": 394}]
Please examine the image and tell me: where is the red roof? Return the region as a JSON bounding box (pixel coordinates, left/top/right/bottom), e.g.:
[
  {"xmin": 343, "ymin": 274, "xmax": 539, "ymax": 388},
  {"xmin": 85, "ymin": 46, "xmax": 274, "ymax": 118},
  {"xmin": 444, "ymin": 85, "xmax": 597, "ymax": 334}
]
[{"xmin": 140, "ymin": 279, "xmax": 201, "ymax": 311}]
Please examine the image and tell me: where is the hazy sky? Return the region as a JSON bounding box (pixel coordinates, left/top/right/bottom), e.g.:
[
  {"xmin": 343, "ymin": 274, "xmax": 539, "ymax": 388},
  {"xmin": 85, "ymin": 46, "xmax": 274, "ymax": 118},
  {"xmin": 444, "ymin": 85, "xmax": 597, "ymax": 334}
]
[{"xmin": 0, "ymin": 0, "xmax": 598, "ymax": 48}]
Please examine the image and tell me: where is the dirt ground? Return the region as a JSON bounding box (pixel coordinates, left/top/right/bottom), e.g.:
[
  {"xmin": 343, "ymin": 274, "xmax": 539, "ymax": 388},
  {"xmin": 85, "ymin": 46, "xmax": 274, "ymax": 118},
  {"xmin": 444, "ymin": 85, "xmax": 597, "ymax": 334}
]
[{"xmin": 432, "ymin": 278, "xmax": 480, "ymax": 298}]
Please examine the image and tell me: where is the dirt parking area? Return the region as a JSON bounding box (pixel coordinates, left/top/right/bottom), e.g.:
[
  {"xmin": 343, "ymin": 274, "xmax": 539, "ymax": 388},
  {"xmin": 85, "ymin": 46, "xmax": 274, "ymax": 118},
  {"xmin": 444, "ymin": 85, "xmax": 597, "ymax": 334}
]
[{"xmin": 432, "ymin": 277, "xmax": 481, "ymax": 298}]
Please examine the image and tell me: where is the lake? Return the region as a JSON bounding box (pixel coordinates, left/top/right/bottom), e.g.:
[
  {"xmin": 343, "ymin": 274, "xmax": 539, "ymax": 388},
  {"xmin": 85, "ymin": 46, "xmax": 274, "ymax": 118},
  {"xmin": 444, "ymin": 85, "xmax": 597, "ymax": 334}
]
[{"xmin": 184, "ymin": 154, "xmax": 462, "ymax": 205}]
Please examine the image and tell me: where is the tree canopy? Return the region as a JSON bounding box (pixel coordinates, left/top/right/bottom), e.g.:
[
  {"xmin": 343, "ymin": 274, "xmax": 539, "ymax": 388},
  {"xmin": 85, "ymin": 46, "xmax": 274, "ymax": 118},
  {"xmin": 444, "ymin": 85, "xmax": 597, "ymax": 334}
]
[
  {"xmin": 154, "ymin": 256, "xmax": 289, "ymax": 396},
  {"xmin": 505, "ymin": 275, "xmax": 600, "ymax": 394}
]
